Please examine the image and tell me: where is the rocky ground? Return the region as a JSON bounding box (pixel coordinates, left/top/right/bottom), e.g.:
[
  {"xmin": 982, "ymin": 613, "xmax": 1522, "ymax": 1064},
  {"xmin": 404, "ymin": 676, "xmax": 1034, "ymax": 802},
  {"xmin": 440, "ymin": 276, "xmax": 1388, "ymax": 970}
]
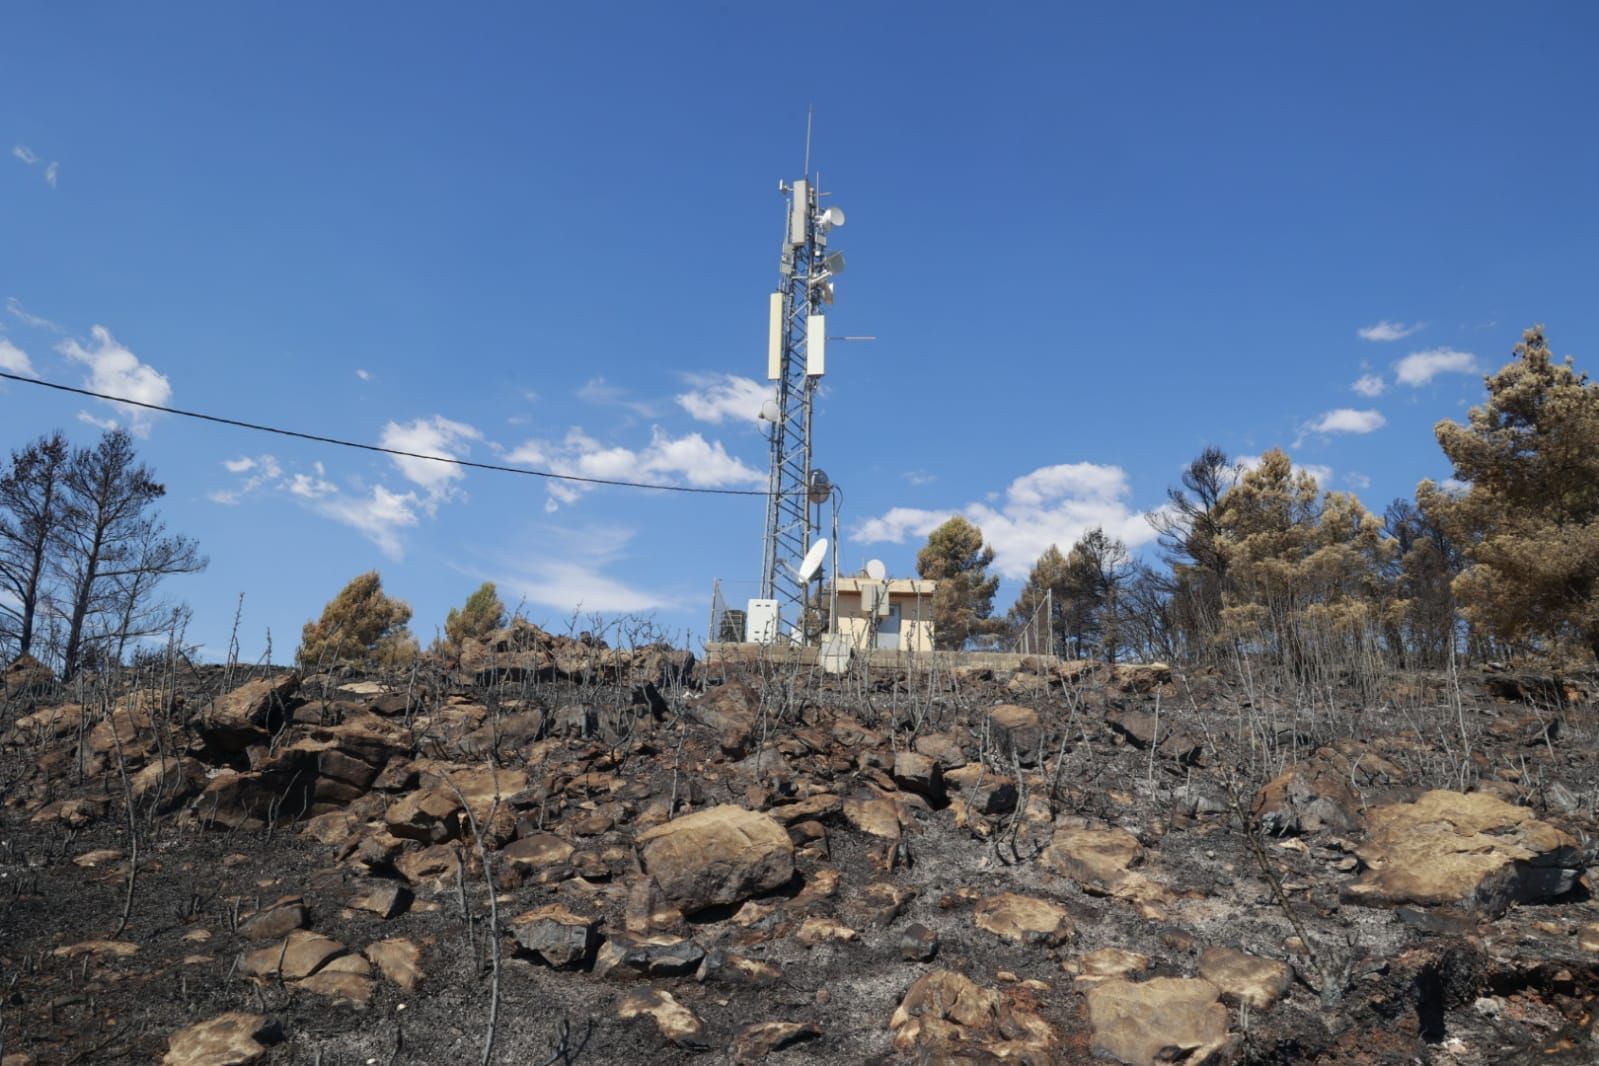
[{"xmin": 2, "ymin": 623, "xmax": 1598, "ymax": 1065}]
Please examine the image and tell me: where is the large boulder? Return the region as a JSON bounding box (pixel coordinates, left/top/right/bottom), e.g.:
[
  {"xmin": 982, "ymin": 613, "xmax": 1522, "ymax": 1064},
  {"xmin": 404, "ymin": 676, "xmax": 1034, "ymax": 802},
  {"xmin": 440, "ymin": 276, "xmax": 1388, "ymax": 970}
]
[
  {"xmin": 195, "ymin": 674, "xmax": 299, "ymax": 754},
  {"xmin": 1085, "ymin": 977, "xmax": 1232, "ymax": 1066},
  {"xmin": 989, "ymin": 704, "xmax": 1043, "ymax": 766},
  {"xmin": 686, "ymin": 680, "xmax": 759, "ymax": 757},
  {"xmin": 635, "ymin": 805, "xmax": 794, "ymax": 914},
  {"xmin": 1342, "ymin": 789, "xmax": 1584, "ymax": 917}
]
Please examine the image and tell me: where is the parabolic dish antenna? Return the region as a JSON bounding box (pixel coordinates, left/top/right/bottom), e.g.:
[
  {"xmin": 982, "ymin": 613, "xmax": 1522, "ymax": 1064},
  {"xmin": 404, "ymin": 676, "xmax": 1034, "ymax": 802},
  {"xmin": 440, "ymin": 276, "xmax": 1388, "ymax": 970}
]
[
  {"xmin": 798, "ymin": 538, "xmax": 829, "ymax": 583},
  {"xmin": 821, "ymin": 206, "xmax": 846, "ymax": 228},
  {"xmin": 865, "ymin": 558, "xmax": 887, "ymax": 581}
]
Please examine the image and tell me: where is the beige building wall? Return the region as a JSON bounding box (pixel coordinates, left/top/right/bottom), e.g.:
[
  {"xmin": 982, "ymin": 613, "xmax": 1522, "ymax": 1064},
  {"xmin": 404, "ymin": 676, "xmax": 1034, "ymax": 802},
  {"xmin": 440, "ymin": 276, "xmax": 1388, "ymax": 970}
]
[{"xmin": 831, "ymin": 578, "xmax": 937, "ymax": 652}]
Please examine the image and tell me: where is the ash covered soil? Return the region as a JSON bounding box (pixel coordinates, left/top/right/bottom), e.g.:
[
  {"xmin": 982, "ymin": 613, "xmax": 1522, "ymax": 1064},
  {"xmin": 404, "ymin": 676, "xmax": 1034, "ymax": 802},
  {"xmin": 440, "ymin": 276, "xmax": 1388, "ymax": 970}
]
[{"xmin": 3, "ymin": 626, "xmax": 1599, "ymax": 1065}]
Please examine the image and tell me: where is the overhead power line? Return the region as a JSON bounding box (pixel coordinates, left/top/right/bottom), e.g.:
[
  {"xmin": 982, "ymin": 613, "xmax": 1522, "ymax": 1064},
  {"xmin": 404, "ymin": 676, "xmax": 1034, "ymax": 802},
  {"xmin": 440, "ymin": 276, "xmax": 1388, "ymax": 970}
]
[{"xmin": 0, "ymin": 370, "xmax": 775, "ymax": 498}]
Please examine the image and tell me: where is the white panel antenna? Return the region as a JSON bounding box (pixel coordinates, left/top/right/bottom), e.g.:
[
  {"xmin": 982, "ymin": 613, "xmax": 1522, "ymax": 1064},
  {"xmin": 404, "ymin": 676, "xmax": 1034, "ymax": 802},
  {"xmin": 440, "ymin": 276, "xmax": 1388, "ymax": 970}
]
[{"xmin": 806, "ymin": 315, "xmax": 826, "ymax": 376}]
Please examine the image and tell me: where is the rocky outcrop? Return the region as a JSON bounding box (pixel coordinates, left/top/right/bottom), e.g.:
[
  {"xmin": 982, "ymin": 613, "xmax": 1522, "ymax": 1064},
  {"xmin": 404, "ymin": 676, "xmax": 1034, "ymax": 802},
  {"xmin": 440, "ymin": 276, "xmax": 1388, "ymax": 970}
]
[{"xmin": 1342, "ymin": 789, "xmax": 1584, "ymax": 916}]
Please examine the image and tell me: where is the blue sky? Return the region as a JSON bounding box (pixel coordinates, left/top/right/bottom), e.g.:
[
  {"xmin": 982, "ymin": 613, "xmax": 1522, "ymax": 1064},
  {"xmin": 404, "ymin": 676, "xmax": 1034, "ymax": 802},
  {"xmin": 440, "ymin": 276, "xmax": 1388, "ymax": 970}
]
[{"xmin": 3, "ymin": 3, "xmax": 1597, "ymax": 660}]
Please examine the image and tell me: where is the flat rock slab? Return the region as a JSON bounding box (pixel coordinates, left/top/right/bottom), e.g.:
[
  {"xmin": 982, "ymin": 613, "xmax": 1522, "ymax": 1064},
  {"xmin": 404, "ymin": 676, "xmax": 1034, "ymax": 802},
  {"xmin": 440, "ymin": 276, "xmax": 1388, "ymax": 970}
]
[
  {"xmin": 1198, "ymin": 947, "xmax": 1291, "ymax": 1010},
  {"xmin": 163, "ymin": 1012, "xmax": 282, "ymax": 1066},
  {"xmin": 617, "ymin": 989, "xmax": 709, "ymax": 1048},
  {"xmin": 1343, "ymin": 789, "xmax": 1583, "ymax": 916},
  {"xmin": 364, "ymin": 937, "xmax": 423, "ymax": 989},
  {"xmin": 1086, "ymin": 977, "xmax": 1232, "ymax": 1066},
  {"xmin": 974, "ymin": 892, "xmax": 1072, "ymax": 947},
  {"xmin": 636, "ymin": 805, "xmax": 794, "ymax": 914},
  {"xmin": 239, "ymin": 930, "xmax": 348, "ymax": 981},
  {"xmin": 729, "ymin": 1020, "xmax": 822, "ymax": 1064}
]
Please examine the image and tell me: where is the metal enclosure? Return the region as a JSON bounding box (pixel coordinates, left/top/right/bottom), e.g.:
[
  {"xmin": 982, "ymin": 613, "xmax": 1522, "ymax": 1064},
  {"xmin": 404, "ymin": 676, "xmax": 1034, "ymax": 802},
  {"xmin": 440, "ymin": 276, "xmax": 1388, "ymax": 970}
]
[{"xmin": 744, "ymin": 598, "xmax": 779, "ymax": 645}]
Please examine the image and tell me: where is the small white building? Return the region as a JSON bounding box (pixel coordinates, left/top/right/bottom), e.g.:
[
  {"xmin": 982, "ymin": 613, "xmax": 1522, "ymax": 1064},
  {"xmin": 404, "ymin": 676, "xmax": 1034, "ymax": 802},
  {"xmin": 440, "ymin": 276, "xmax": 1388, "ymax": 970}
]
[{"xmin": 831, "ymin": 576, "xmax": 937, "ymax": 651}]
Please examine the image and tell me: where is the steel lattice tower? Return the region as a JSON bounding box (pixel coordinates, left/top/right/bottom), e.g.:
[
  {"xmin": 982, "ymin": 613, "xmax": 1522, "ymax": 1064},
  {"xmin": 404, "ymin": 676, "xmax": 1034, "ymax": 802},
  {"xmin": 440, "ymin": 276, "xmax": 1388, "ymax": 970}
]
[{"xmin": 759, "ymin": 175, "xmax": 844, "ymax": 636}]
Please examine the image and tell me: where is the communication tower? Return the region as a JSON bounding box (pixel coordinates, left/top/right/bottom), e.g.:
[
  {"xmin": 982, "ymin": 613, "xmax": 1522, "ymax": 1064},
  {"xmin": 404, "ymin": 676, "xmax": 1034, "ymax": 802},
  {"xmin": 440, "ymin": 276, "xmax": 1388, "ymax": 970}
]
[{"xmin": 758, "ymin": 168, "xmax": 847, "ymax": 635}]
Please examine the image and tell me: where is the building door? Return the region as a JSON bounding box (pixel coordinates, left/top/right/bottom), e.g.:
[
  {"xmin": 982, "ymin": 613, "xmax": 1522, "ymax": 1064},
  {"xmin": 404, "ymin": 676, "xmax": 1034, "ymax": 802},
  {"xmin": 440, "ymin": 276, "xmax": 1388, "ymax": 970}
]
[{"xmin": 876, "ymin": 603, "xmax": 902, "ymax": 650}]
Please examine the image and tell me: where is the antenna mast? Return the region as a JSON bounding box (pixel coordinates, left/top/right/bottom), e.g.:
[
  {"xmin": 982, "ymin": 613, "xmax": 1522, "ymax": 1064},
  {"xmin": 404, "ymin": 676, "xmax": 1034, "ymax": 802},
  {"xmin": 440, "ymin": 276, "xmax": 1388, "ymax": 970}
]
[{"xmin": 760, "ymin": 125, "xmax": 846, "ymax": 638}]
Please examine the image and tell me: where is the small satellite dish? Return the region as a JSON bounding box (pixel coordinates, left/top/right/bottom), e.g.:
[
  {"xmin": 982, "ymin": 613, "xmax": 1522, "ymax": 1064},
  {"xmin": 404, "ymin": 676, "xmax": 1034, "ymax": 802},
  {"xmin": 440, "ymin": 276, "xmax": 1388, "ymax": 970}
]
[
  {"xmin": 758, "ymin": 399, "xmax": 780, "ymax": 423},
  {"xmin": 823, "ymin": 251, "xmax": 846, "ymax": 275},
  {"xmin": 799, "ymin": 538, "xmax": 828, "ymax": 583},
  {"xmin": 818, "ymin": 279, "xmax": 835, "ymax": 304},
  {"xmin": 820, "ymin": 206, "xmax": 846, "ymax": 228},
  {"xmin": 865, "ymin": 558, "xmax": 887, "ymax": 581}
]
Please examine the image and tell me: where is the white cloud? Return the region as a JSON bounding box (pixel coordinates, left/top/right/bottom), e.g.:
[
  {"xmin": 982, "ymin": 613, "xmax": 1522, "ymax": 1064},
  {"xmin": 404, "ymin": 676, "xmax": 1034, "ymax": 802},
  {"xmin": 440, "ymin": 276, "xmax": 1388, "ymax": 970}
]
[
  {"xmin": 1345, "ymin": 472, "xmax": 1372, "ymax": 490},
  {"xmin": 356, "ymin": 368, "xmax": 372, "ymax": 381},
  {"xmin": 854, "ymin": 461, "xmax": 1155, "ymax": 580},
  {"xmin": 43, "ymin": 162, "xmax": 57, "ymax": 188},
  {"xmin": 1395, "ymin": 347, "xmax": 1478, "ymax": 387},
  {"xmin": 287, "ymin": 472, "xmax": 337, "ymax": 499},
  {"xmin": 1439, "ymin": 477, "xmax": 1470, "ymax": 495},
  {"xmin": 507, "ymin": 560, "xmax": 668, "ymax": 614},
  {"xmin": 12, "ymin": 145, "xmax": 38, "ymax": 165},
  {"xmin": 6, "ymin": 298, "xmax": 60, "ymax": 332},
  {"xmin": 76, "ymin": 410, "xmax": 120, "ymax": 431},
  {"xmin": 1297, "ymin": 408, "xmax": 1386, "ymax": 445},
  {"xmin": 310, "ymin": 485, "xmax": 421, "ymax": 559},
  {"xmin": 223, "ymin": 456, "xmax": 258, "ymax": 474},
  {"xmin": 675, "ymin": 373, "xmax": 772, "ymax": 425},
  {"xmin": 56, "ymin": 325, "xmax": 172, "ymax": 436},
  {"xmin": 507, "ymin": 425, "xmax": 762, "ymax": 509},
  {"xmin": 903, "ymin": 470, "xmax": 936, "ymax": 486},
  {"xmin": 485, "ymin": 525, "xmax": 673, "ymax": 615},
  {"xmin": 1351, "ymin": 373, "xmax": 1386, "ymax": 398},
  {"xmin": 578, "ymin": 376, "xmax": 660, "ymax": 418},
  {"xmin": 1358, "ymin": 320, "xmax": 1423, "ymax": 342},
  {"xmin": 0, "ymin": 337, "xmax": 36, "ymax": 377},
  {"xmin": 378, "ymin": 415, "xmax": 483, "ymax": 509}
]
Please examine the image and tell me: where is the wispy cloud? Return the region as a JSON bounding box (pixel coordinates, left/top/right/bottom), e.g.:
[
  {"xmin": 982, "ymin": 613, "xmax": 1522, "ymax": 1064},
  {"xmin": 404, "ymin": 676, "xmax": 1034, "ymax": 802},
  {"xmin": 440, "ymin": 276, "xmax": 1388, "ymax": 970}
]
[
  {"xmin": 480, "ymin": 524, "xmax": 674, "ymax": 615},
  {"xmin": 56, "ymin": 325, "xmax": 172, "ymax": 436},
  {"xmin": 1357, "ymin": 320, "xmax": 1423, "ymax": 342},
  {"xmin": 855, "ymin": 461, "xmax": 1154, "ymax": 580},
  {"xmin": 43, "ymin": 162, "xmax": 57, "ymax": 188},
  {"xmin": 0, "ymin": 337, "xmax": 37, "ymax": 378},
  {"xmin": 1345, "ymin": 472, "xmax": 1372, "ymax": 490},
  {"xmin": 11, "ymin": 145, "xmax": 38, "ymax": 165},
  {"xmin": 1296, "ymin": 408, "xmax": 1385, "ymax": 446},
  {"xmin": 6, "ymin": 298, "xmax": 61, "ymax": 332},
  {"xmin": 1351, "ymin": 373, "xmax": 1386, "ymax": 398},
  {"xmin": 506, "ymin": 426, "xmax": 762, "ymax": 511},
  {"xmin": 577, "ymin": 376, "xmax": 661, "ymax": 418},
  {"xmin": 1395, "ymin": 347, "xmax": 1478, "ymax": 387},
  {"xmin": 675, "ymin": 373, "xmax": 772, "ymax": 425},
  {"xmin": 208, "ymin": 451, "xmax": 422, "ymax": 557},
  {"xmin": 311, "ymin": 485, "xmax": 421, "ymax": 559},
  {"xmin": 355, "ymin": 368, "xmax": 372, "ymax": 381},
  {"xmin": 902, "ymin": 470, "xmax": 936, "ymax": 486}
]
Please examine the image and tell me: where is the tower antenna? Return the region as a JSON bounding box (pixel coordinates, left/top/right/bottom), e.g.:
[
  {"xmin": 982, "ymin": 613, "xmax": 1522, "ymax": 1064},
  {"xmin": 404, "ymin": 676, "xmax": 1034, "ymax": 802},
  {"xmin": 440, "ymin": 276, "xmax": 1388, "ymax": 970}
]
[
  {"xmin": 758, "ymin": 119, "xmax": 848, "ymax": 640},
  {"xmin": 803, "ymin": 104, "xmax": 814, "ymax": 178}
]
